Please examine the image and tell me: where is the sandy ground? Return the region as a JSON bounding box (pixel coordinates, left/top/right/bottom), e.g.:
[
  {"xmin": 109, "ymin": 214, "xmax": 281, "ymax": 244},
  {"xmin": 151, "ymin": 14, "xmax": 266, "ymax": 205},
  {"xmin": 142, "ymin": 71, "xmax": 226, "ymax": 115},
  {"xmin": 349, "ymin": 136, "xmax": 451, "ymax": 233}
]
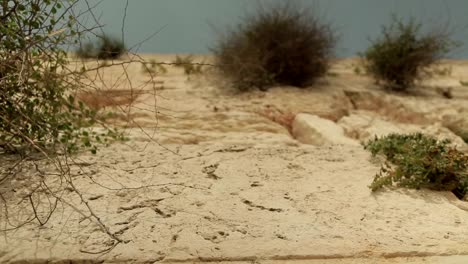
[{"xmin": 1, "ymin": 54, "xmax": 468, "ymax": 263}]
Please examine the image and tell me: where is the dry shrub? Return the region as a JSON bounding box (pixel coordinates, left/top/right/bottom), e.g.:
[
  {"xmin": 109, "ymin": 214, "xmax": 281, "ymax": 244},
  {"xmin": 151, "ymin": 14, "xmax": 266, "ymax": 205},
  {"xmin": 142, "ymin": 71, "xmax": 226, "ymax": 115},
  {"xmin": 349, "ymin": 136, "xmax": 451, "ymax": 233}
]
[
  {"xmin": 172, "ymin": 54, "xmax": 204, "ymax": 75},
  {"xmin": 77, "ymin": 35, "xmax": 126, "ymax": 60},
  {"xmin": 212, "ymin": 2, "xmax": 337, "ymax": 91},
  {"xmin": 363, "ymin": 16, "xmax": 456, "ymax": 91},
  {"xmin": 141, "ymin": 59, "xmax": 168, "ymax": 75}
]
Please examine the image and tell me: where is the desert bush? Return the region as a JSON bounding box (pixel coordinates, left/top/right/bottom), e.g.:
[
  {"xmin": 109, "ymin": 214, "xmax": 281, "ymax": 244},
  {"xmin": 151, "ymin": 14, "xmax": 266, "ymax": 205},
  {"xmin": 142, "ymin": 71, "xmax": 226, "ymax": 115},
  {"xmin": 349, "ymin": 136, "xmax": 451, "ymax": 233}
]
[
  {"xmin": 172, "ymin": 54, "xmax": 204, "ymax": 75},
  {"xmin": 212, "ymin": 2, "xmax": 336, "ymax": 91},
  {"xmin": 184, "ymin": 63, "xmax": 204, "ymax": 75},
  {"xmin": 77, "ymin": 35, "xmax": 126, "ymax": 60},
  {"xmin": 363, "ymin": 16, "xmax": 455, "ymax": 91},
  {"xmin": 364, "ymin": 133, "xmax": 468, "ymax": 199},
  {"xmin": 173, "ymin": 54, "xmax": 194, "ymax": 66},
  {"xmin": 0, "ymin": 0, "xmax": 134, "ymax": 246},
  {"xmin": 151, "ymin": 59, "xmax": 168, "ymax": 74},
  {"xmin": 97, "ymin": 35, "xmax": 126, "ymax": 59},
  {"xmin": 0, "ymin": 1, "xmax": 124, "ymax": 155},
  {"xmin": 141, "ymin": 59, "xmax": 168, "ymax": 75}
]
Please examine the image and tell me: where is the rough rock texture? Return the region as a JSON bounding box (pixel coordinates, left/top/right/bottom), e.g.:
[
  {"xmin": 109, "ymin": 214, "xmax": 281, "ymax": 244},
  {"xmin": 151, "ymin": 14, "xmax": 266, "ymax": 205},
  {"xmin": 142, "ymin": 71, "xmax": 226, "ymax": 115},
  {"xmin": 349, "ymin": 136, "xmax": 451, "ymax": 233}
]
[
  {"xmin": 338, "ymin": 112, "xmax": 467, "ymax": 150},
  {"xmin": 292, "ymin": 114, "xmax": 359, "ymax": 146},
  {"xmin": 2, "ymin": 141, "xmax": 468, "ymax": 263},
  {"xmin": 443, "ymin": 112, "xmax": 468, "ymax": 143},
  {"xmin": 2, "ymin": 56, "xmax": 468, "ymax": 263}
]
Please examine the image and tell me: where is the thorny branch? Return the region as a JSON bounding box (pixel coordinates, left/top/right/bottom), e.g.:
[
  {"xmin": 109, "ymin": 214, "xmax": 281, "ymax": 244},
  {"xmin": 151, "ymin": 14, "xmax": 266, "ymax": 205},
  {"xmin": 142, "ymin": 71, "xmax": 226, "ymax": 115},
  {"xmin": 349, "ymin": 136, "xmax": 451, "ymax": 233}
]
[{"xmin": 0, "ymin": 0, "xmax": 175, "ymax": 253}]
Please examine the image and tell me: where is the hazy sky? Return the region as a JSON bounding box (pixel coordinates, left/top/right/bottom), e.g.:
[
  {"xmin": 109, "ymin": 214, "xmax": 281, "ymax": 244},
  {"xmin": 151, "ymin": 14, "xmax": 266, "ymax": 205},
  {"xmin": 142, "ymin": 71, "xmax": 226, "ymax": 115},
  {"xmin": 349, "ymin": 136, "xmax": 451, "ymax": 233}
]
[{"xmin": 75, "ymin": 0, "xmax": 468, "ymax": 58}]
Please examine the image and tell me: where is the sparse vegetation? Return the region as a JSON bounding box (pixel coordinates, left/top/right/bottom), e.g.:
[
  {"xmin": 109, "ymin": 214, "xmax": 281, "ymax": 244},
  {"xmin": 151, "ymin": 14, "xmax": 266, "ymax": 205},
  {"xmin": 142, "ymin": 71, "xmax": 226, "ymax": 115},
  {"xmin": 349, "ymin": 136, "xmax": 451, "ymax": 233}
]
[
  {"xmin": 363, "ymin": 16, "xmax": 455, "ymax": 91},
  {"xmin": 172, "ymin": 54, "xmax": 204, "ymax": 75},
  {"xmin": 0, "ymin": 0, "xmax": 122, "ymax": 155},
  {"xmin": 173, "ymin": 54, "xmax": 194, "ymax": 66},
  {"xmin": 141, "ymin": 59, "xmax": 168, "ymax": 75},
  {"xmin": 77, "ymin": 35, "xmax": 126, "ymax": 60},
  {"xmin": 364, "ymin": 133, "xmax": 468, "ymax": 199},
  {"xmin": 184, "ymin": 63, "xmax": 204, "ymax": 75},
  {"xmin": 212, "ymin": 2, "xmax": 337, "ymax": 91},
  {"xmin": 0, "ymin": 0, "xmax": 138, "ymax": 248},
  {"xmin": 460, "ymin": 81, "xmax": 468, "ymax": 87}
]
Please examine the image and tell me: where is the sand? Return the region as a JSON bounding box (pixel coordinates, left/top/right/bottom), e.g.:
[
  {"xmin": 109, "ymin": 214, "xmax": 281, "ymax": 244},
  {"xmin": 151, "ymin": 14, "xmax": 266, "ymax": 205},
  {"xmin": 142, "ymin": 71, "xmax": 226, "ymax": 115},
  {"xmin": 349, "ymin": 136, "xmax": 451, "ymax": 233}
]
[{"xmin": 1, "ymin": 54, "xmax": 468, "ymax": 263}]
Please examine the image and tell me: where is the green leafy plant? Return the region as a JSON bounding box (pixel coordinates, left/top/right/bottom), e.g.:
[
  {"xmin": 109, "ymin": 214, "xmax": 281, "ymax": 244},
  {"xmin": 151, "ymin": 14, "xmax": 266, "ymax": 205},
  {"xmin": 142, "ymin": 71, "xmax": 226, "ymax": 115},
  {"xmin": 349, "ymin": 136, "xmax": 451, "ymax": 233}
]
[
  {"xmin": 363, "ymin": 16, "xmax": 456, "ymax": 91},
  {"xmin": 212, "ymin": 2, "xmax": 337, "ymax": 91},
  {"xmin": 0, "ymin": 0, "xmax": 134, "ymax": 247},
  {"xmin": 0, "ymin": 0, "xmax": 121, "ymax": 155},
  {"xmin": 364, "ymin": 133, "xmax": 468, "ymax": 199}
]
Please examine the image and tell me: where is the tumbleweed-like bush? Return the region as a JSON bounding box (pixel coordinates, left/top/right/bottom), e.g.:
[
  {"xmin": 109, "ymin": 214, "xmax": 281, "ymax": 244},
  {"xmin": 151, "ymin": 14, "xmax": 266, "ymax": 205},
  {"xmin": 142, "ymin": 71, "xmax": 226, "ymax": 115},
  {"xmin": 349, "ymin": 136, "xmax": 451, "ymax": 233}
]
[
  {"xmin": 363, "ymin": 16, "xmax": 455, "ymax": 91},
  {"xmin": 364, "ymin": 133, "xmax": 468, "ymax": 199},
  {"xmin": 97, "ymin": 35, "xmax": 126, "ymax": 59},
  {"xmin": 172, "ymin": 54, "xmax": 204, "ymax": 75},
  {"xmin": 0, "ymin": 0, "xmax": 134, "ymax": 247},
  {"xmin": 77, "ymin": 35, "xmax": 126, "ymax": 60},
  {"xmin": 0, "ymin": 0, "xmax": 121, "ymax": 155},
  {"xmin": 212, "ymin": 2, "xmax": 337, "ymax": 91}
]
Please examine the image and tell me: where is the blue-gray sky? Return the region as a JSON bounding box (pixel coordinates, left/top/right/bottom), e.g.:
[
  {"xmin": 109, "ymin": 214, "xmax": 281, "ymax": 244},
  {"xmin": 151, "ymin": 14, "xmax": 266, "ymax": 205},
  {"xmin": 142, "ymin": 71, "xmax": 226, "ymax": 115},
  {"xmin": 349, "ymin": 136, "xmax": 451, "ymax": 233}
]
[{"xmin": 74, "ymin": 0, "xmax": 468, "ymax": 58}]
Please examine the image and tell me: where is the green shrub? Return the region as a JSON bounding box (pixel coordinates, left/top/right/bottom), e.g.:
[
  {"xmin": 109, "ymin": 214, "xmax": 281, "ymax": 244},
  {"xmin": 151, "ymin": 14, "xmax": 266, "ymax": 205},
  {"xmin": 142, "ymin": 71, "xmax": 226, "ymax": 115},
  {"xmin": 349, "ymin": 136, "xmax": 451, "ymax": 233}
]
[
  {"xmin": 77, "ymin": 35, "xmax": 126, "ymax": 60},
  {"xmin": 364, "ymin": 133, "xmax": 468, "ymax": 199},
  {"xmin": 0, "ymin": 0, "xmax": 121, "ymax": 155},
  {"xmin": 212, "ymin": 2, "xmax": 337, "ymax": 91},
  {"xmin": 363, "ymin": 16, "xmax": 455, "ymax": 91}
]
